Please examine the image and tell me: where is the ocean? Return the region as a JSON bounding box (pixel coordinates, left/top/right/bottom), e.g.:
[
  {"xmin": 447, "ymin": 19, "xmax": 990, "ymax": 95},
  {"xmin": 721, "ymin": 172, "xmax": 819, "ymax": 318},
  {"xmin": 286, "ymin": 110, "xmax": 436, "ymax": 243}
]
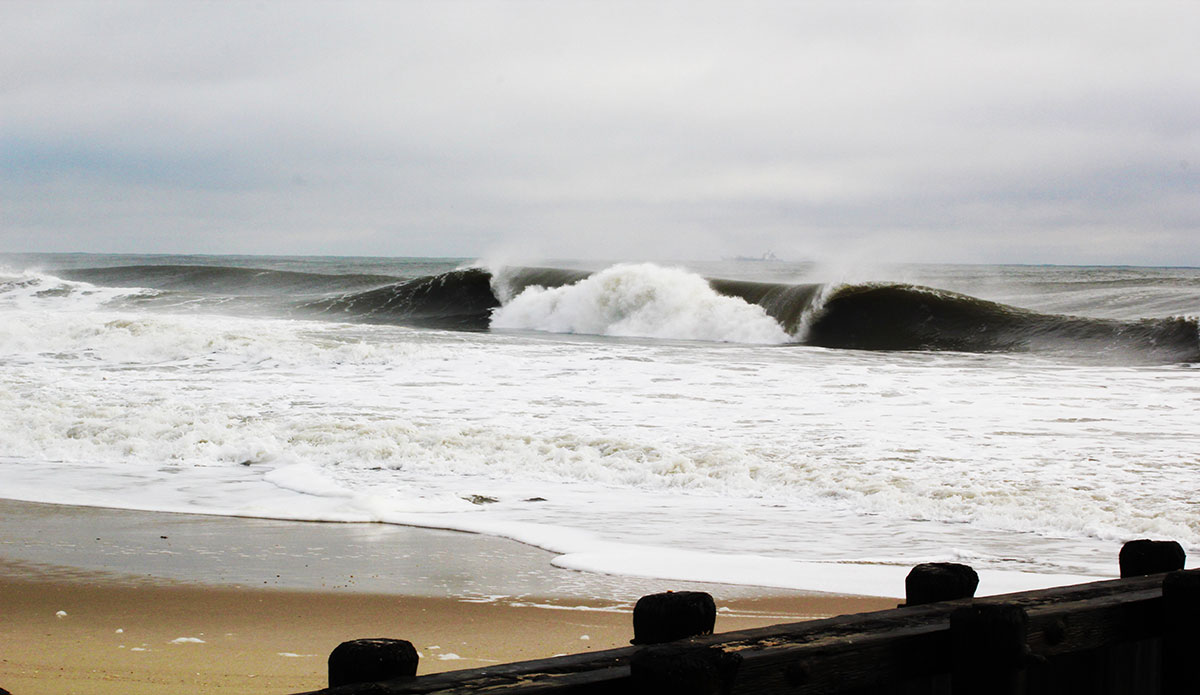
[{"xmin": 1, "ymin": 253, "xmax": 1197, "ymax": 597}]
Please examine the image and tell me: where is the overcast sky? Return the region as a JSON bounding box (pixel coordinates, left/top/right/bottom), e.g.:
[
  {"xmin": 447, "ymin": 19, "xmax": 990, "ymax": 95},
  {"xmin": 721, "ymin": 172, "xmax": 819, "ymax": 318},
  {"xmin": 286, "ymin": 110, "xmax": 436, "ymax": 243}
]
[{"xmin": 2, "ymin": 1, "xmax": 1199, "ymax": 265}]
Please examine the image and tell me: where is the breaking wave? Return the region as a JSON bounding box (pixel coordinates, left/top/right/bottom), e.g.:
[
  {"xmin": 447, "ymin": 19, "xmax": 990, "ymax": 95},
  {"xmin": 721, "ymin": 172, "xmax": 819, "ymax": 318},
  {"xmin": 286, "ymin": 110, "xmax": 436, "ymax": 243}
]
[
  {"xmin": 490, "ymin": 264, "xmax": 791, "ymax": 344},
  {"xmin": 9, "ymin": 262, "xmax": 1199, "ymax": 361}
]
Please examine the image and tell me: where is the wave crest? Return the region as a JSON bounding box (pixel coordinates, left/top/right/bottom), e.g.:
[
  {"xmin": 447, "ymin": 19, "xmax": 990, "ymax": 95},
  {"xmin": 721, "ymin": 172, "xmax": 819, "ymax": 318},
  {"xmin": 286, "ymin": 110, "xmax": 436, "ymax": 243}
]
[
  {"xmin": 490, "ymin": 264, "xmax": 791, "ymax": 344},
  {"xmin": 21, "ymin": 262, "xmax": 1198, "ymax": 362}
]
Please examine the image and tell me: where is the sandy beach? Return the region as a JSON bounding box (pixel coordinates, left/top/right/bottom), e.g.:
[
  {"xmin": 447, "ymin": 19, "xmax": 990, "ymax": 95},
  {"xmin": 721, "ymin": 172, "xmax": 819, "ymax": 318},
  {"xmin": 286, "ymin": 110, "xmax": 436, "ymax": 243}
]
[{"xmin": 0, "ymin": 500, "xmax": 897, "ymax": 694}]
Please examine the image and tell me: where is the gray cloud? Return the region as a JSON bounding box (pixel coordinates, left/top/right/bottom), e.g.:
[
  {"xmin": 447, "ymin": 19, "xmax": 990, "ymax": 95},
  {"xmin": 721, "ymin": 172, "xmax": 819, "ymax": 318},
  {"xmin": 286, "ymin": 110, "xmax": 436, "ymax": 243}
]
[{"xmin": 2, "ymin": 0, "xmax": 1198, "ymax": 264}]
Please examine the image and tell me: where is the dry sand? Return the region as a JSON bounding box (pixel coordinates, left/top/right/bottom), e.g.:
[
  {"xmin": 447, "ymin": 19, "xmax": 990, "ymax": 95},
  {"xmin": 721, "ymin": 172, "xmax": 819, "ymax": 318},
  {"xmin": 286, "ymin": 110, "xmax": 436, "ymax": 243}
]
[{"xmin": 0, "ymin": 501, "xmax": 898, "ymax": 695}]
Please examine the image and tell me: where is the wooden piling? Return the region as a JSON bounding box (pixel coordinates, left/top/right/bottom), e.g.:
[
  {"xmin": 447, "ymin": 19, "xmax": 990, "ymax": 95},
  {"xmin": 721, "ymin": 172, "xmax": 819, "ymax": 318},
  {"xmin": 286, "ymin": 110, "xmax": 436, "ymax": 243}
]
[
  {"xmin": 905, "ymin": 562, "xmax": 979, "ymax": 606},
  {"xmin": 328, "ymin": 638, "xmax": 419, "ymax": 688},
  {"xmin": 631, "ymin": 591, "xmax": 716, "ymax": 645},
  {"xmin": 1118, "ymin": 539, "xmax": 1185, "ymax": 577}
]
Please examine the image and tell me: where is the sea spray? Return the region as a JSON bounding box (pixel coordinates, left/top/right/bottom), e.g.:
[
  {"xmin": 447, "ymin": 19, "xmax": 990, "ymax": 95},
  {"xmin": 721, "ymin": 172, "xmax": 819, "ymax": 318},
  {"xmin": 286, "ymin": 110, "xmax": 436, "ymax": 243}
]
[
  {"xmin": 490, "ymin": 263, "xmax": 791, "ymax": 344},
  {"xmin": 793, "ymin": 282, "xmax": 842, "ymax": 342}
]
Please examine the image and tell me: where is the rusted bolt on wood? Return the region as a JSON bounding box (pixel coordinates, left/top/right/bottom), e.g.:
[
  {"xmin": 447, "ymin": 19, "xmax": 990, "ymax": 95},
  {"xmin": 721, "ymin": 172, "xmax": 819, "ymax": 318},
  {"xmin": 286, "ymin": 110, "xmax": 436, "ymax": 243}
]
[{"xmin": 1041, "ymin": 616, "xmax": 1068, "ymax": 646}]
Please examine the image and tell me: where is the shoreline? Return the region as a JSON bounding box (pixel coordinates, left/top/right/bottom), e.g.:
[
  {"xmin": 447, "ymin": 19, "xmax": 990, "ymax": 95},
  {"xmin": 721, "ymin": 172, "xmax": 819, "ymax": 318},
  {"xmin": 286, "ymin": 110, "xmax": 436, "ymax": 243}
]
[
  {"xmin": 0, "ymin": 498, "xmax": 871, "ymax": 600},
  {"xmin": 0, "ymin": 499, "xmax": 897, "ymax": 694}
]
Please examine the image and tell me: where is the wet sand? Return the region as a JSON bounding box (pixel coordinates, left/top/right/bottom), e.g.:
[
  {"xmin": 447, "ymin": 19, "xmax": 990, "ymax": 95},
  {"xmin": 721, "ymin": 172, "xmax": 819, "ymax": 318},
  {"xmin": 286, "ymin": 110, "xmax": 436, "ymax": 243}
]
[{"xmin": 0, "ymin": 499, "xmax": 898, "ymax": 694}]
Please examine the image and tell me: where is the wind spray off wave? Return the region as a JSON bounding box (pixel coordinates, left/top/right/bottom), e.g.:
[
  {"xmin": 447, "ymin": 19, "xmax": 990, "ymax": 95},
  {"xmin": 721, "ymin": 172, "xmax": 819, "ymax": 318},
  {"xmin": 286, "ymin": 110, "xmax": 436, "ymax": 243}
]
[{"xmin": 490, "ymin": 264, "xmax": 792, "ymax": 344}]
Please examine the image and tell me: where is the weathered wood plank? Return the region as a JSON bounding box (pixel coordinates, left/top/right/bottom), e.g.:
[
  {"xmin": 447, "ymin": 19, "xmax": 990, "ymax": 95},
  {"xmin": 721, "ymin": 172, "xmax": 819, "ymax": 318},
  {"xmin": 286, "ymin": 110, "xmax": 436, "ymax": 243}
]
[
  {"xmin": 730, "ymin": 621, "xmax": 953, "ymax": 694},
  {"xmin": 1023, "ymin": 590, "xmax": 1162, "ymax": 656}
]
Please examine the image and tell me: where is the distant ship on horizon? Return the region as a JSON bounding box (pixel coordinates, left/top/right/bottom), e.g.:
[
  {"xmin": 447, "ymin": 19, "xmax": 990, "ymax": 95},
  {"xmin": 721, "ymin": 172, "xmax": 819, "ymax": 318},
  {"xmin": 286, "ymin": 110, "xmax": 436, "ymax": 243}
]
[{"xmin": 726, "ymin": 250, "xmax": 783, "ymax": 262}]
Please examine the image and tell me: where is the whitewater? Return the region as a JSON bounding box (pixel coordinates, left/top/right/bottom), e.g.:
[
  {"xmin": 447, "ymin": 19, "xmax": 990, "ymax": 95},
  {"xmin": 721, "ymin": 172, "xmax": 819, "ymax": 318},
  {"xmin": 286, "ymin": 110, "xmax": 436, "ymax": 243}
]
[{"xmin": 1, "ymin": 254, "xmax": 1197, "ymax": 597}]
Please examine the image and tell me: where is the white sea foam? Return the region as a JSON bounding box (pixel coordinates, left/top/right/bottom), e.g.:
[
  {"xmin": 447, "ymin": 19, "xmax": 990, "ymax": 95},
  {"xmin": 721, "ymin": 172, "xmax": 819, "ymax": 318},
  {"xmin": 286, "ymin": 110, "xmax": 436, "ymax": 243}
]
[
  {"xmin": 2, "ymin": 262, "xmax": 1198, "ymax": 597},
  {"xmin": 491, "ymin": 264, "xmax": 790, "ymax": 344},
  {"xmin": 0, "ymin": 271, "xmax": 152, "ymax": 311}
]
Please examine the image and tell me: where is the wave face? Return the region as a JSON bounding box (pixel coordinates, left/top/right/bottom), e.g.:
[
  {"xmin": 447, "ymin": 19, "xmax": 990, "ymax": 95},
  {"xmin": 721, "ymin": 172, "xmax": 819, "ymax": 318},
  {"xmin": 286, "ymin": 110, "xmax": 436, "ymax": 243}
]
[
  {"xmin": 303, "ymin": 266, "xmax": 593, "ymax": 330},
  {"xmin": 61, "ymin": 264, "xmax": 398, "ymax": 297},
  {"xmin": 798, "ymin": 284, "xmax": 1200, "ymax": 362},
  {"xmin": 304, "ymin": 268, "xmax": 499, "ymax": 329},
  {"xmin": 20, "ymin": 260, "xmax": 1200, "ymax": 362}
]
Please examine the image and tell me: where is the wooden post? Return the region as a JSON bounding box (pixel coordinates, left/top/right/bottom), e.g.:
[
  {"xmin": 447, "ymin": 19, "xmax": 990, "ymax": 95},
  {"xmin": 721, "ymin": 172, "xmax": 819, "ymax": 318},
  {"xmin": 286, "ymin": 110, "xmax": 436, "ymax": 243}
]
[
  {"xmin": 629, "ymin": 645, "xmax": 741, "ymax": 695},
  {"xmin": 1118, "ymin": 539, "xmax": 1185, "ymax": 577},
  {"xmin": 631, "ymin": 591, "xmax": 716, "ymax": 645},
  {"xmin": 1162, "ymin": 570, "xmax": 1200, "ymax": 693},
  {"xmin": 905, "ymin": 563, "xmax": 979, "ymax": 606},
  {"xmin": 328, "ymin": 638, "xmax": 419, "ymax": 688},
  {"xmin": 950, "ymin": 603, "xmax": 1028, "ymax": 695}
]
